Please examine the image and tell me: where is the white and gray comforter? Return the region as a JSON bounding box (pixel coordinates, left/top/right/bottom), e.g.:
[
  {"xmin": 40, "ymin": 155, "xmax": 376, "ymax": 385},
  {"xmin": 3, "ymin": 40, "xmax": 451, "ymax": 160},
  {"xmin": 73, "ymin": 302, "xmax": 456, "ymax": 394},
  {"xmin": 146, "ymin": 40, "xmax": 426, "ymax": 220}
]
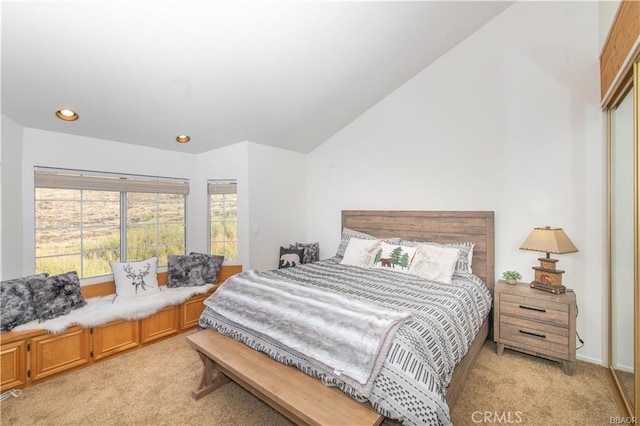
[
  {"xmin": 204, "ymin": 270, "xmax": 412, "ymax": 397},
  {"xmin": 198, "ymin": 257, "xmax": 492, "ymax": 425}
]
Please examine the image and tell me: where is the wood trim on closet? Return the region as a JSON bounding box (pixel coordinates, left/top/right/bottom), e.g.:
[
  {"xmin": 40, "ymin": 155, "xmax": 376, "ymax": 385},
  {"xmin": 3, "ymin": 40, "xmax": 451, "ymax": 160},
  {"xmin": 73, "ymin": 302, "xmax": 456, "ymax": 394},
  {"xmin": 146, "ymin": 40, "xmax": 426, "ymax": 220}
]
[{"xmin": 600, "ymin": 0, "xmax": 640, "ymax": 105}]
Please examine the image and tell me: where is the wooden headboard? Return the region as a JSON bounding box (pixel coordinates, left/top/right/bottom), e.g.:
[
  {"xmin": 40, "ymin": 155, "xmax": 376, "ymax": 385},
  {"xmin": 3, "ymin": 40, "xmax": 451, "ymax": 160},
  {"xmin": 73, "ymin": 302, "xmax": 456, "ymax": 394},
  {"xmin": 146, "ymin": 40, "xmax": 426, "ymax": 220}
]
[{"xmin": 341, "ymin": 210, "xmax": 495, "ymax": 291}]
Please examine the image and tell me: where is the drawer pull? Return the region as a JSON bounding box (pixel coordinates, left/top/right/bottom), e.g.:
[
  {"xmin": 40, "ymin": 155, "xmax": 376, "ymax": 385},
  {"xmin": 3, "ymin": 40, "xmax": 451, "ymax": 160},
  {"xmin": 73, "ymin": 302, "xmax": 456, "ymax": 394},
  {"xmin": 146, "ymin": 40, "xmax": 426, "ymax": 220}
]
[
  {"xmin": 519, "ymin": 304, "xmax": 546, "ymax": 313},
  {"xmin": 519, "ymin": 330, "xmax": 546, "ymax": 339}
]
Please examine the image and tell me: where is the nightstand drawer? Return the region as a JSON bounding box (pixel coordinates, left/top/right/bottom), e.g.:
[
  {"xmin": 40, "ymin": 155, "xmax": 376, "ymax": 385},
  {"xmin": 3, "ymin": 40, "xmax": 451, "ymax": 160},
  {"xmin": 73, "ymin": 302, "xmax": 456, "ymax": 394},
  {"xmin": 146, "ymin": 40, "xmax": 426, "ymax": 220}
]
[
  {"xmin": 499, "ymin": 315, "xmax": 569, "ymax": 356},
  {"xmin": 500, "ymin": 294, "xmax": 569, "ymax": 326}
]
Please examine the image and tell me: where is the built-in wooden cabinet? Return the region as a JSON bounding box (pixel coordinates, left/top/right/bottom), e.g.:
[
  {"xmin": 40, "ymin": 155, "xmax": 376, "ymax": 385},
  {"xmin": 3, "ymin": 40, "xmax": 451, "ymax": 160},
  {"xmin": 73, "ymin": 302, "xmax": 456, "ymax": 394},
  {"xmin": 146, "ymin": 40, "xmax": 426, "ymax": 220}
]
[
  {"xmin": 181, "ymin": 293, "xmax": 209, "ymax": 329},
  {"xmin": 30, "ymin": 326, "xmax": 91, "ymax": 382},
  {"xmin": 0, "ymin": 264, "xmax": 241, "ymax": 393},
  {"xmin": 140, "ymin": 305, "xmax": 181, "ymax": 343},
  {"xmin": 0, "ymin": 339, "xmax": 27, "ymax": 390},
  {"xmin": 91, "ymin": 320, "xmax": 140, "ymax": 361},
  {"xmin": 0, "ymin": 295, "xmax": 207, "ymax": 392}
]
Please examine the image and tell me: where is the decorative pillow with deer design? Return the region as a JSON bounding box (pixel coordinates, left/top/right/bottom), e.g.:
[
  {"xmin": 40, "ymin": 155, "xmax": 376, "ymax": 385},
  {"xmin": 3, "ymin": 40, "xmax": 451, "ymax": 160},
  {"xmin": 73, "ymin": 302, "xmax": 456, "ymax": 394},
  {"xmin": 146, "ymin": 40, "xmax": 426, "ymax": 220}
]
[
  {"xmin": 27, "ymin": 271, "xmax": 87, "ymax": 322},
  {"xmin": 110, "ymin": 257, "xmax": 160, "ymax": 302}
]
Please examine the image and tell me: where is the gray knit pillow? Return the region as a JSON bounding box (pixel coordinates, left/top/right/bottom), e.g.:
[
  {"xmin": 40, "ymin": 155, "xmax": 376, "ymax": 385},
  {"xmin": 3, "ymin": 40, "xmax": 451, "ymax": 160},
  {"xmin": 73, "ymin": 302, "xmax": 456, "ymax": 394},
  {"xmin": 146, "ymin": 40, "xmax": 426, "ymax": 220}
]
[
  {"xmin": 189, "ymin": 252, "xmax": 224, "ymax": 283},
  {"xmin": 0, "ymin": 273, "xmax": 48, "ymax": 332},
  {"xmin": 168, "ymin": 253, "xmax": 224, "ymax": 287},
  {"xmin": 28, "ymin": 271, "xmax": 86, "ymax": 322}
]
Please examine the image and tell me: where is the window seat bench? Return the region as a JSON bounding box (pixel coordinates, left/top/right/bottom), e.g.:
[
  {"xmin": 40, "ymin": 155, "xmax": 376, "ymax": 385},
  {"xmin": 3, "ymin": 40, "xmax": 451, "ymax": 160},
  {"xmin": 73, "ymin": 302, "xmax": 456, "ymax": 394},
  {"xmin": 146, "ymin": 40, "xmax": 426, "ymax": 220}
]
[{"xmin": 0, "ymin": 265, "xmax": 241, "ymax": 393}]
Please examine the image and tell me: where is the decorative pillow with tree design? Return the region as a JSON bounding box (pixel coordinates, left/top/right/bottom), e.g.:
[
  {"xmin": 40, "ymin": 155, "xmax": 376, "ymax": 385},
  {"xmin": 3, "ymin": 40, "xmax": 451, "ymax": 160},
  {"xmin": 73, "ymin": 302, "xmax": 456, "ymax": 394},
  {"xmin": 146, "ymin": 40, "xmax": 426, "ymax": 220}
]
[{"xmin": 371, "ymin": 242, "xmax": 418, "ymax": 273}]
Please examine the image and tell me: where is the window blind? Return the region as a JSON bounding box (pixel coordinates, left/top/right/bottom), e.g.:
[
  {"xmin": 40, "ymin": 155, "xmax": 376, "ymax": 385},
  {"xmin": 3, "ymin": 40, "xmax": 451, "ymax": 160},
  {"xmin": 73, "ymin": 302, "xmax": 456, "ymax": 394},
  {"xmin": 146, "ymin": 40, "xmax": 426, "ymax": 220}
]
[
  {"xmin": 35, "ymin": 168, "xmax": 189, "ymax": 195},
  {"xmin": 207, "ymin": 181, "xmax": 237, "ymax": 195}
]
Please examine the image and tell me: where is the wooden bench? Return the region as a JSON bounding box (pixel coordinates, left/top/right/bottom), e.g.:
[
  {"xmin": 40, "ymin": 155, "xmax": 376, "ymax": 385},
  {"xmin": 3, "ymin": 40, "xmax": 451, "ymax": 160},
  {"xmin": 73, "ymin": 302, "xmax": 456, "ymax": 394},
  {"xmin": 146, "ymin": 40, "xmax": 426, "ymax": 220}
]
[{"xmin": 186, "ymin": 329, "xmax": 384, "ymax": 426}]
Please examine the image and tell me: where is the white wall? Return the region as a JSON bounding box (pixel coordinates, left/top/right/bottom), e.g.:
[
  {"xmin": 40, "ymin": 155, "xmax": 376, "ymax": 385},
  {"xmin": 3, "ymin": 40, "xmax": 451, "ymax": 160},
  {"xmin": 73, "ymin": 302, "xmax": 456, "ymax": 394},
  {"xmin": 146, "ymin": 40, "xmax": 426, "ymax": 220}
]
[
  {"xmin": 18, "ymin": 128, "xmax": 198, "ymax": 279},
  {"xmin": 1, "ymin": 0, "xmax": 614, "ymax": 364},
  {"xmin": 196, "ymin": 142, "xmax": 250, "ymax": 267},
  {"xmin": 599, "ymin": 0, "xmax": 621, "ymax": 50},
  {"xmin": 8, "ymin": 131, "xmax": 307, "ymax": 278},
  {"xmin": 196, "ymin": 141, "xmax": 308, "ymax": 271},
  {"xmin": 1, "ymin": 114, "xmax": 24, "ymax": 279},
  {"xmin": 247, "ymin": 142, "xmax": 307, "ymax": 271},
  {"xmin": 307, "ymin": 2, "xmax": 606, "ymax": 364}
]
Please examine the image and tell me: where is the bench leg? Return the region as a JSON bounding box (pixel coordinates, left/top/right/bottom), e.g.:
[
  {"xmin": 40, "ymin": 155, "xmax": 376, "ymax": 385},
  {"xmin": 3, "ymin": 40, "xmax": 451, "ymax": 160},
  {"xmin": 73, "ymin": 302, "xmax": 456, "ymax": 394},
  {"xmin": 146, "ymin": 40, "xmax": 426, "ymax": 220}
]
[{"xmin": 191, "ymin": 350, "xmax": 231, "ymax": 400}]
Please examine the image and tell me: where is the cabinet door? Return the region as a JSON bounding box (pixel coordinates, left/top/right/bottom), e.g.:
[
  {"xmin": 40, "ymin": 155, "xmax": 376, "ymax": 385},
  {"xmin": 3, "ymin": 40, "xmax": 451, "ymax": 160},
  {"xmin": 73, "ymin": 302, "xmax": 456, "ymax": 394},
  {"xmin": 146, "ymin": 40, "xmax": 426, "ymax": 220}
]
[
  {"xmin": 0, "ymin": 340, "xmax": 27, "ymax": 392},
  {"xmin": 31, "ymin": 327, "xmax": 90, "ymax": 381},
  {"xmin": 92, "ymin": 320, "xmax": 140, "ymax": 361},
  {"xmin": 181, "ymin": 294, "xmax": 209, "ymax": 329},
  {"xmin": 140, "ymin": 306, "xmax": 179, "ymax": 343}
]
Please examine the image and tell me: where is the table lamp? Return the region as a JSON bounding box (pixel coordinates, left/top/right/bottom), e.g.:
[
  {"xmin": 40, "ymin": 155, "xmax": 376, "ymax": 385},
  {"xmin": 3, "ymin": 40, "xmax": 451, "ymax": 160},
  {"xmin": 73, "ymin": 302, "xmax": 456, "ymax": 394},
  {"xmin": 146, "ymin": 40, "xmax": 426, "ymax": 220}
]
[{"xmin": 519, "ymin": 226, "xmax": 578, "ymax": 294}]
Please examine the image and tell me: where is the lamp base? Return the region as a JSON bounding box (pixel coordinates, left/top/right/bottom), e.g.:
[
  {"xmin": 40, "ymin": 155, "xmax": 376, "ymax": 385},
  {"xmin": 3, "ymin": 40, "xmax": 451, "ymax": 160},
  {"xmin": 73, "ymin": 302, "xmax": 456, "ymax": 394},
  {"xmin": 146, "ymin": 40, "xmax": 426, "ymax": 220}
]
[
  {"xmin": 530, "ymin": 280, "xmax": 566, "ymax": 294},
  {"xmin": 532, "ymin": 258, "xmax": 565, "ymax": 287}
]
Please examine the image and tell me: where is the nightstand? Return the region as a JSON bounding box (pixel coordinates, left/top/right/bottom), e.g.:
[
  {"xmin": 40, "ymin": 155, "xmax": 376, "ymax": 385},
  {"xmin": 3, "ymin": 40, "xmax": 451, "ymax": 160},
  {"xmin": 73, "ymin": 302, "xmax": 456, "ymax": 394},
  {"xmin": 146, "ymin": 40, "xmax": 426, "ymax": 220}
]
[{"xmin": 494, "ymin": 280, "xmax": 576, "ymax": 375}]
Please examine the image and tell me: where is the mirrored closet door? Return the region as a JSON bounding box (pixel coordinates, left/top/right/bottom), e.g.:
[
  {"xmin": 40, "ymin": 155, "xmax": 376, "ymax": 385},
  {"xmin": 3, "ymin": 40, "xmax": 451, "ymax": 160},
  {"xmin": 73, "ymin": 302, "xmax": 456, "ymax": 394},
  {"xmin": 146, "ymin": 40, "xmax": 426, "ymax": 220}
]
[{"xmin": 609, "ymin": 59, "xmax": 639, "ymax": 416}]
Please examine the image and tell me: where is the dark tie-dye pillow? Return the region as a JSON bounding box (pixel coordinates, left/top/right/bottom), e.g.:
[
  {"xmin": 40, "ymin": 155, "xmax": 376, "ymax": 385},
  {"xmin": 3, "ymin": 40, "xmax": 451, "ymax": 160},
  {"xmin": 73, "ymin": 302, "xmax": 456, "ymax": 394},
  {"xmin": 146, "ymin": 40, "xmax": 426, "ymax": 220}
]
[
  {"xmin": 189, "ymin": 252, "xmax": 224, "ymax": 283},
  {"xmin": 28, "ymin": 271, "xmax": 87, "ymax": 322},
  {"xmin": 168, "ymin": 253, "xmax": 224, "ymax": 287},
  {"xmin": 0, "ymin": 273, "xmax": 48, "ymax": 332},
  {"xmin": 289, "ymin": 242, "xmax": 320, "ymax": 264}
]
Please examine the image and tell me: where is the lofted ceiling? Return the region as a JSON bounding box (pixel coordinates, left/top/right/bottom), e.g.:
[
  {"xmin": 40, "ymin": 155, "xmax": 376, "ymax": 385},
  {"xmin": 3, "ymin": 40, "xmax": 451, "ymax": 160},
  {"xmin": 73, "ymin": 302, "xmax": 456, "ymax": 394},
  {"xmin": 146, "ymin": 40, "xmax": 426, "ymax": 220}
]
[{"xmin": 1, "ymin": 1, "xmax": 512, "ymax": 154}]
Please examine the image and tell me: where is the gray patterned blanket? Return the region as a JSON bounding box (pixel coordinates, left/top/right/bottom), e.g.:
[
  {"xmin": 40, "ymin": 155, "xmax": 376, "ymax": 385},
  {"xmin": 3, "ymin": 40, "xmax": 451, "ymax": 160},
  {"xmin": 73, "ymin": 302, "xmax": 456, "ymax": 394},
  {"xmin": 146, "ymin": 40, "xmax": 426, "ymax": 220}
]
[
  {"xmin": 198, "ymin": 257, "xmax": 491, "ymax": 425},
  {"xmin": 203, "ymin": 269, "xmax": 412, "ymax": 397}
]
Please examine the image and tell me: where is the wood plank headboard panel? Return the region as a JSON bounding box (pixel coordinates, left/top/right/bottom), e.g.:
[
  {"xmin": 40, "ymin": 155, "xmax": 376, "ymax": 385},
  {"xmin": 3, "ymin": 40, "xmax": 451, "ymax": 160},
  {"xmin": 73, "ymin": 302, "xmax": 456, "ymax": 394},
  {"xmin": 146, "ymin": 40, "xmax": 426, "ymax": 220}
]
[{"xmin": 342, "ymin": 210, "xmax": 495, "ymax": 291}]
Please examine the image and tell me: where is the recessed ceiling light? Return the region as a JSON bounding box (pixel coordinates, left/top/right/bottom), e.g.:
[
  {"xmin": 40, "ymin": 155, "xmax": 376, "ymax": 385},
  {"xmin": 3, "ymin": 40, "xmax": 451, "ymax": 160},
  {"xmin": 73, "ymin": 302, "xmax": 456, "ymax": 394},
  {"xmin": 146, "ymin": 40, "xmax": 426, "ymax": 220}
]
[
  {"xmin": 176, "ymin": 135, "xmax": 190, "ymax": 143},
  {"xmin": 56, "ymin": 109, "xmax": 79, "ymax": 121}
]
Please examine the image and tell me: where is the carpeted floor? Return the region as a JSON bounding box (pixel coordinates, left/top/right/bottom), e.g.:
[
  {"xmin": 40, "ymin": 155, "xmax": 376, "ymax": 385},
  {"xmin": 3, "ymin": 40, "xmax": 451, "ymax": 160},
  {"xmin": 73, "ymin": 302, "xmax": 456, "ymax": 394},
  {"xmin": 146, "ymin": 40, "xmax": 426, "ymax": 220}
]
[
  {"xmin": 0, "ymin": 330, "xmax": 625, "ymax": 425},
  {"xmin": 451, "ymin": 340, "xmax": 624, "ymax": 425}
]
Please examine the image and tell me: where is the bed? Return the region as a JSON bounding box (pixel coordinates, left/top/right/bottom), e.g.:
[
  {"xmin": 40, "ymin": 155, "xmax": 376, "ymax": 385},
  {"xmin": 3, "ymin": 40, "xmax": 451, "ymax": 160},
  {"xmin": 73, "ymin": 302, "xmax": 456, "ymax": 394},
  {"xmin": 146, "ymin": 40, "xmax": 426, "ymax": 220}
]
[{"xmin": 195, "ymin": 210, "xmax": 494, "ymax": 425}]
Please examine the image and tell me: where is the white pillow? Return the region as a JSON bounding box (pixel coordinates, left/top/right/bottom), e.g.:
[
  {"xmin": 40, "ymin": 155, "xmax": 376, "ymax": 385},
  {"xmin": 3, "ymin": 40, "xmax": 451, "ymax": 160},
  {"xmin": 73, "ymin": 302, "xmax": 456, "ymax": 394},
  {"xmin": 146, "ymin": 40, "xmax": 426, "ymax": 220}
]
[
  {"xmin": 401, "ymin": 240, "xmax": 474, "ymax": 274},
  {"xmin": 336, "ymin": 227, "xmax": 401, "ymax": 258},
  {"xmin": 110, "ymin": 257, "xmax": 161, "ymax": 301},
  {"xmin": 371, "ymin": 241, "xmax": 418, "ymax": 273},
  {"xmin": 340, "ymin": 238, "xmax": 382, "ymax": 268},
  {"xmin": 409, "ymin": 245, "xmax": 460, "ymax": 284}
]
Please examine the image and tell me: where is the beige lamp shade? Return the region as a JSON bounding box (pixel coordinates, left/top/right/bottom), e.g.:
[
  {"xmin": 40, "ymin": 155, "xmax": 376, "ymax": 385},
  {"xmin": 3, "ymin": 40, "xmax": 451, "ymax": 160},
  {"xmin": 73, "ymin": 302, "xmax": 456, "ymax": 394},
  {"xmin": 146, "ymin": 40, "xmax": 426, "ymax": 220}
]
[
  {"xmin": 520, "ymin": 226, "xmax": 577, "ymax": 294},
  {"xmin": 520, "ymin": 226, "xmax": 578, "ymax": 256}
]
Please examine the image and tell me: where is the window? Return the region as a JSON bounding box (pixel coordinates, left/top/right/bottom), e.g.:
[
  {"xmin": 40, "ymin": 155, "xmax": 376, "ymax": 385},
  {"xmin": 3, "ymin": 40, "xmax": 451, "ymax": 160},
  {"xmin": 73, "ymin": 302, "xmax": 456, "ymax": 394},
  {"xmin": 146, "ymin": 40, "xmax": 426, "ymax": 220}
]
[
  {"xmin": 208, "ymin": 180, "xmax": 237, "ymax": 261},
  {"xmin": 35, "ymin": 168, "xmax": 188, "ymax": 278}
]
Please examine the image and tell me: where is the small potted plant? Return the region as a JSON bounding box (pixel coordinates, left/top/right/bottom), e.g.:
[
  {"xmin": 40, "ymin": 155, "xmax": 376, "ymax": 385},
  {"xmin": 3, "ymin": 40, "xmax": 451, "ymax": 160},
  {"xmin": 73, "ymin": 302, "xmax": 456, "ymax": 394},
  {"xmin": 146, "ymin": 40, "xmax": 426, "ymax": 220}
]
[{"xmin": 502, "ymin": 270, "xmax": 522, "ymax": 285}]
